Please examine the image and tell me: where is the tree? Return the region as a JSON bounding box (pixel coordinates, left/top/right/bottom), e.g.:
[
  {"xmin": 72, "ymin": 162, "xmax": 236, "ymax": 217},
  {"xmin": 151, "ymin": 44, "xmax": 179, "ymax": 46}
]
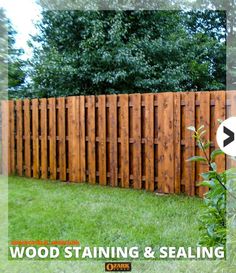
[
  {"xmin": 0, "ymin": 8, "xmax": 8, "ymax": 99},
  {"xmin": 29, "ymin": 10, "xmax": 226, "ymax": 98},
  {"xmin": 7, "ymin": 20, "xmax": 27, "ymax": 99}
]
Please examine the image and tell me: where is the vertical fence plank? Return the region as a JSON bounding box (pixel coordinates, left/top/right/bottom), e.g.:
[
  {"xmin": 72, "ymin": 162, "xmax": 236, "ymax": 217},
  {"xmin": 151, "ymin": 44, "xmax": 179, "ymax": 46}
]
[
  {"xmin": 79, "ymin": 96, "xmax": 86, "ymax": 182},
  {"xmin": 68, "ymin": 96, "xmax": 79, "ymax": 182},
  {"xmin": 98, "ymin": 95, "xmax": 106, "ymax": 186},
  {"xmin": 58, "ymin": 97, "xmax": 66, "ymax": 181},
  {"xmin": 41, "ymin": 98, "xmax": 48, "ymax": 179},
  {"xmin": 16, "ymin": 100, "xmax": 23, "ymax": 176},
  {"xmin": 48, "ymin": 98, "xmax": 57, "ymax": 180},
  {"xmin": 173, "ymin": 93, "xmax": 181, "ymax": 193},
  {"xmin": 108, "ymin": 95, "xmax": 118, "ymax": 187},
  {"xmin": 7, "ymin": 101, "xmax": 11, "ymax": 174},
  {"xmin": 87, "ymin": 96, "xmax": 96, "ymax": 184},
  {"xmin": 183, "ymin": 92, "xmax": 195, "ymax": 196},
  {"xmin": 211, "ymin": 91, "xmax": 226, "ymax": 173},
  {"xmin": 144, "ymin": 94, "xmax": 154, "ymax": 191},
  {"xmin": 24, "ymin": 99, "xmax": 31, "ymax": 177},
  {"xmin": 1, "ymin": 101, "xmax": 8, "ymax": 175},
  {"xmin": 9, "ymin": 101, "xmax": 15, "ymax": 174},
  {"xmin": 198, "ymin": 92, "xmax": 210, "ymax": 197},
  {"xmin": 158, "ymin": 93, "xmax": 174, "ymax": 193},
  {"xmin": 226, "ymin": 91, "xmax": 236, "ymax": 168},
  {"xmin": 131, "ymin": 94, "xmax": 141, "ymax": 189},
  {"xmin": 32, "ymin": 99, "xmax": 39, "ymax": 178},
  {"xmin": 120, "ymin": 94, "xmax": 129, "ymax": 188}
]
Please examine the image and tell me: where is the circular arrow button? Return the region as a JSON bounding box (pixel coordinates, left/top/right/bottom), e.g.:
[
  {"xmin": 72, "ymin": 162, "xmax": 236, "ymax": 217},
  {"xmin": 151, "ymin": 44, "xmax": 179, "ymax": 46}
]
[{"xmin": 216, "ymin": 117, "xmax": 236, "ymax": 157}]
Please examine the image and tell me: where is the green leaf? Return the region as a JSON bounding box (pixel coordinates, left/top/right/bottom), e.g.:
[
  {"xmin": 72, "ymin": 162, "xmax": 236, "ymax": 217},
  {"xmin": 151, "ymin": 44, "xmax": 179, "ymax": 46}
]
[
  {"xmin": 199, "ymin": 130, "xmax": 207, "ymax": 136},
  {"xmin": 199, "ymin": 180, "xmax": 216, "ymax": 188},
  {"xmin": 201, "ymin": 171, "xmax": 217, "ymax": 180},
  {"xmin": 210, "ymin": 149, "xmax": 224, "ymax": 161},
  {"xmin": 203, "ymin": 141, "xmax": 211, "ymax": 149},
  {"xmin": 187, "ymin": 126, "xmax": 196, "ymax": 132},
  {"xmin": 186, "ymin": 156, "xmax": 207, "ymax": 162},
  {"xmin": 197, "ymin": 125, "xmax": 205, "ymax": 131},
  {"xmin": 210, "ymin": 162, "xmax": 217, "ymax": 171}
]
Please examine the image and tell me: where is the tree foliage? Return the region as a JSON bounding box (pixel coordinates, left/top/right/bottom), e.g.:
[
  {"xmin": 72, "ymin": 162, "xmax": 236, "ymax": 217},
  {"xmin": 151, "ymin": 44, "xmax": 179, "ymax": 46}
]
[
  {"xmin": 8, "ymin": 22, "xmax": 26, "ymax": 98},
  {"xmin": 28, "ymin": 10, "xmax": 226, "ymax": 98},
  {"xmin": 187, "ymin": 125, "xmax": 227, "ymax": 247}
]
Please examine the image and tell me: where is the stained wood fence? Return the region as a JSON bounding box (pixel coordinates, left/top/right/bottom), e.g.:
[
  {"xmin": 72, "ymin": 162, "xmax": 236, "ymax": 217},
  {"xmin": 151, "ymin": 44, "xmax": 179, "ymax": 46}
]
[{"xmin": 1, "ymin": 91, "xmax": 232, "ymax": 197}]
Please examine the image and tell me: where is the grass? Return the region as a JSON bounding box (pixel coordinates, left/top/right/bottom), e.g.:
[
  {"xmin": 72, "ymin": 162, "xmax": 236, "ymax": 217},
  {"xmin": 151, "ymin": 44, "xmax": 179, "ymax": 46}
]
[{"xmin": 8, "ymin": 176, "xmax": 204, "ymax": 260}]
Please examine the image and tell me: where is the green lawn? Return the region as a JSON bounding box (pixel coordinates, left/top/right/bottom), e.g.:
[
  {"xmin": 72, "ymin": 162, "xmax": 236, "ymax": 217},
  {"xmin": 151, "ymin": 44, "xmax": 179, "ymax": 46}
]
[{"xmin": 8, "ymin": 176, "xmax": 204, "ymax": 260}]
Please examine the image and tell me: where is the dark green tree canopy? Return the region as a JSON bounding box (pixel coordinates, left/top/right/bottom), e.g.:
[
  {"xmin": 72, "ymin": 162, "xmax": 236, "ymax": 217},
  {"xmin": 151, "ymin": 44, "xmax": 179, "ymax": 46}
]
[
  {"xmin": 29, "ymin": 10, "xmax": 226, "ymax": 98},
  {"xmin": 8, "ymin": 19, "xmax": 26, "ymax": 98}
]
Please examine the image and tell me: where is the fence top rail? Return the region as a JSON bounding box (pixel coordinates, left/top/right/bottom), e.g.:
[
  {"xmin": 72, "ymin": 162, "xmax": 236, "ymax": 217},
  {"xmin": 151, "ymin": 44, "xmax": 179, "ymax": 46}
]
[{"xmin": 3, "ymin": 89, "xmax": 233, "ymax": 103}]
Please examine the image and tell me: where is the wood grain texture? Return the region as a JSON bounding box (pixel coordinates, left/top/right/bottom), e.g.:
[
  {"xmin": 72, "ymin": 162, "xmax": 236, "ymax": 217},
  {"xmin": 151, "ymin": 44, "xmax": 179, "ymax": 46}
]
[
  {"xmin": 9, "ymin": 100, "xmax": 15, "ymax": 175},
  {"xmin": 158, "ymin": 92, "xmax": 174, "ymax": 193},
  {"xmin": 198, "ymin": 92, "xmax": 210, "ymax": 197},
  {"xmin": 211, "ymin": 91, "xmax": 226, "ymax": 173},
  {"xmin": 79, "ymin": 96, "xmax": 86, "ymax": 182},
  {"xmin": 68, "ymin": 96, "xmax": 80, "ymax": 182},
  {"xmin": 48, "ymin": 98, "xmax": 57, "ymax": 180},
  {"xmin": 24, "ymin": 99, "xmax": 31, "ymax": 177},
  {"xmin": 41, "ymin": 98, "xmax": 48, "ymax": 179},
  {"xmin": 32, "ymin": 99, "xmax": 39, "ymax": 178},
  {"xmin": 58, "ymin": 97, "xmax": 66, "ymax": 181},
  {"xmin": 87, "ymin": 96, "xmax": 96, "ymax": 184},
  {"xmin": 120, "ymin": 94, "xmax": 129, "ymax": 188},
  {"xmin": 144, "ymin": 94, "xmax": 154, "ymax": 191},
  {"xmin": 130, "ymin": 94, "xmax": 141, "ymax": 189},
  {"xmin": 1, "ymin": 101, "xmax": 8, "ymax": 175},
  {"xmin": 108, "ymin": 95, "xmax": 118, "ymax": 187},
  {"xmin": 183, "ymin": 92, "xmax": 195, "ymax": 196},
  {"xmin": 173, "ymin": 93, "xmax": 181, "ymax": 193},
  {"xmin": 16, "ymin": 100, "xmax": 23, "ymax": 176},
  {"xmin": 98, "ymin": 95, "xmax": 106, "ymax": 185}
]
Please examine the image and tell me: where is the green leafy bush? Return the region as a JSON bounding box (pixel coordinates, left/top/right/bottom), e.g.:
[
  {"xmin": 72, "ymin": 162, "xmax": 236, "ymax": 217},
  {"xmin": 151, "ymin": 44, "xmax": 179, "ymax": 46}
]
[{"xmin": 187, "ymin": 125, "xmax": 226, "ymax": 247}]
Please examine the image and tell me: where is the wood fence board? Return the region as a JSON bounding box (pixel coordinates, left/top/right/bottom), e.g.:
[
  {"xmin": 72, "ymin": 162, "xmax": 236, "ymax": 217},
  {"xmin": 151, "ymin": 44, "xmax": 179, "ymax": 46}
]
[
  {"xmin": 16, "ymin": 100, "xmax": 23, "ymax": 176},
  {"xmin": 173, "ymin": 93, "xmax": 181, "ymax": 193},
  {"xmin": 158, "ymin": 93, "xmax": 174, "ymax": 193},
  {"xmin": 108, "ymin": 95, "xmax": 118, "ymax": 187},
  {"xmin": 183, "ymin": 92, "xmax": 195, "ymax": 196},
  {"xmin": 48, "ymin": 98, "xmax": 57, "ymax": 180},
  {"xmin": 144, "ymin": 94, "xmax": 154, "ymax": 191},
  {"xmin": 1, "ymin": 101, "xmax": 8, "ymax": 175},
  {"xmin": 197, "ymin": 92, "xmax": 210, "ymax": 197},
  {"xmin": 211, "ymin": 91, "xmax": 226, "ymax": 173},
  {"xmin": 24, "ymin": 99, "xmax": 31, "ymax": 177},
  {"xmin": 79, "ymin": 96, "xmax": 86, "ymax": 182},
  {"xmin": 9, "ymin": 101, "xmax": 15, "ymax": 174},
  {"xmin": 120, "ymin": 94, "xmax": 129, "ymax": 188},
  {"xmin": 87, "ymin": 96, "xmax": 96, "ymax": 184},
  {"xmin": 32, "ymin": 99, "xmax": 39, "ymax": 178},
  {"xmin": 68, "ymin": 96, "xmax": 79, "ymax": 182},
  {"xmin": 130, "ymin": 94, "xmax": 141, "ymax": 189},
  {"xmin": 41, "ymin": 98, "xmax": 48, "ymax": 179},
  {"xmin": 58, "ymin": 97, "xmax": 66, "ymax": 181},
  {"xmin": 98, "ymin": 95, "xmax": 106, "ymax": 186}
]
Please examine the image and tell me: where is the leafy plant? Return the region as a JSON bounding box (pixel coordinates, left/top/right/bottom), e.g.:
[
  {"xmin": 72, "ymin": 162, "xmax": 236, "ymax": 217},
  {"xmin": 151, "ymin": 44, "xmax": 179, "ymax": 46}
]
[{"xmin": 187, "ymin": 125, "xmax": 227, "ymax": 247}]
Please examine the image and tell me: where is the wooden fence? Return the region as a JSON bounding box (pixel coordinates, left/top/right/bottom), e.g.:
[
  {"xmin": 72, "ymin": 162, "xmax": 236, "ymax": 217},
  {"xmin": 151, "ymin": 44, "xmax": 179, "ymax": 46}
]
[{"xmin": 1, "ymin": 91, "xmax": 233, "ymax": 197}]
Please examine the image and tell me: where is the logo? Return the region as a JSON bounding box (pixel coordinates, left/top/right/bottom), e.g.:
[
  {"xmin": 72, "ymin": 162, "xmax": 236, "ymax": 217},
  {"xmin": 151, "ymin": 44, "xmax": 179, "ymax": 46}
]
[
  {"xmin": 216, "ymin": 117, "xmax": 236, "ymax": 156},
  {"xmin": 105, "ymin": 262, "xmax": 131, "ymax": 272}
]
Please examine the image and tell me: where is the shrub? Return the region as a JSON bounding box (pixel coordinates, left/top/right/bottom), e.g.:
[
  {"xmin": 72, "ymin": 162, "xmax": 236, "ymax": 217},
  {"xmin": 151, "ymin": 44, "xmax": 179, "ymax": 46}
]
[{"xmin": 187, "ymin": 125, "xmax": 226, "ymax": 247}]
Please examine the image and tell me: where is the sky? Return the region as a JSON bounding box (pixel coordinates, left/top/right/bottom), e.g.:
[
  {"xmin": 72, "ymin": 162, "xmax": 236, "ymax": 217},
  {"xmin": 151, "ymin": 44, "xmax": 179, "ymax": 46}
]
[{"xmin": 0, "ymin": 0, "xmax": 42, "ymax": 59}]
